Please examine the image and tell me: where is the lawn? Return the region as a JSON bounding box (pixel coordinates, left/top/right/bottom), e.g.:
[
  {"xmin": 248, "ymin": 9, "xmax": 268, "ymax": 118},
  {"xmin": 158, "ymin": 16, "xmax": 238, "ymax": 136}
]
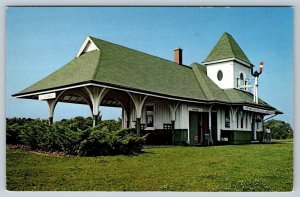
[{"xmin": 6, "ymin": 141, "xmax": 293, "ymax": 191}]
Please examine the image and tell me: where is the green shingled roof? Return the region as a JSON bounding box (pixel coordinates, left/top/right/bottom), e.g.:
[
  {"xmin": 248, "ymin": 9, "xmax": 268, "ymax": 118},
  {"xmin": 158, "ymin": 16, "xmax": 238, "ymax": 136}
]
[
  {"xmin": 14, "ymin": 35, "xmax": 278, "ymax": 112},
  {"xmin": 203, "ymin": 32, "xmax": 251, "ymax": 65},
  {"xmin": 18, "ymin": 50, "xmax": 101, "ymax": 94},
  {"xmin": 191, "ymin": 62, "xmax": 277, "ymax": 110}
]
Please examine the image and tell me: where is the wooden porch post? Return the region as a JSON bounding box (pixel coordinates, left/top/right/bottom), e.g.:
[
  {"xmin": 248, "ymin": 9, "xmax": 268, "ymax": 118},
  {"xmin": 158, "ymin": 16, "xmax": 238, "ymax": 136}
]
[
  {"xmin": 45, "ymin": 91, "xmax": 67, "ymax": 125},
  {"xmin": 84, "ymin": 86, "xmax": 109, "ymax": 127},
  {"xmin": 167, "ymin": 101, "xmax": 180, "ymax": 144},
  {"xmin": 208, "ymin": 104, "xmax": 214, "ymax": 145},
  {"xmin": 127, "ymin": 93, "xmax": 148, "ymax": 137},
  {"xmin": 171, "ymin": 120, "xmax": 175, "ymax": 144},
  {"xmin": 136, "ymin": 118, "xmax": 141, "ymax": 137},
  {"xmin": 47, "ymin": 99, "xmax": 56, "ymax": 125}
]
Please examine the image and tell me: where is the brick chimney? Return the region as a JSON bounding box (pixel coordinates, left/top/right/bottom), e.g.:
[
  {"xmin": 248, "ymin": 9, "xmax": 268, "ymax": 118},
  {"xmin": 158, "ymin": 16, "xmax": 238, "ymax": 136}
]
[{"xmin": 174, "ymin": 48, "xmax": 183, "ymax": 65}]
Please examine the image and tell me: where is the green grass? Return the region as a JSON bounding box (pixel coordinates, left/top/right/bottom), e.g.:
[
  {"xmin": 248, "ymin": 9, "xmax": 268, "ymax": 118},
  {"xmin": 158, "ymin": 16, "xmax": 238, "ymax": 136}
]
[{"xmin": 6, "ymin": 142, "xmax": 293, "ymax": 191}]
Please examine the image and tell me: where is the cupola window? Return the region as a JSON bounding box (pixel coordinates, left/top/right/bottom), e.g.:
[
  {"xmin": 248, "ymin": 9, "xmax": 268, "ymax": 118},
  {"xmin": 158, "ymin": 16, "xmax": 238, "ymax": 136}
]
[
  {"xmin": 217, "ymin": 70, "xmax": 223, "ymax": 81},
  {"xmin": 240, "ymin": 73, "xmax": 244, "ymax": 80}
]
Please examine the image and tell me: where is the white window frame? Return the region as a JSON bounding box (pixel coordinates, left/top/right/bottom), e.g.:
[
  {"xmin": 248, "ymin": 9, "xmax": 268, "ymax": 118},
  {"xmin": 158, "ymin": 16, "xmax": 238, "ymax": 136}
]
[{"xmin": 145, "ymin": 103, "xmax": 155, "ymax": 130}]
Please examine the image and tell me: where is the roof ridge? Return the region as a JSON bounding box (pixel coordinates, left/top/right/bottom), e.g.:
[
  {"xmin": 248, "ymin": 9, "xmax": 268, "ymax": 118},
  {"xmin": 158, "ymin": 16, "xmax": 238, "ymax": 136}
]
[
  {"xmin": 203, "ymin": 32, "xmax": 251, "ymax": 65},
  {"xmin": 226, "ymin": 33, "xmax": 249, "ymax": 63},
  {"xmin": 191, "ymin": 63, "xmax": 211, "ymax": 100},
  {"xmin": 91, "ymin": 49, "xmax": 102, "ymax": 80},
  {"xmin": 192, "ymin": 62, "xmax": 235, "ymax": 102},
  {"xmin": 89, "ymin": 36, "xmax": 186, "ymax": 67},
  {"xmin": 225, "ymin": 33, "xmax": 236, "ymax": 57}
]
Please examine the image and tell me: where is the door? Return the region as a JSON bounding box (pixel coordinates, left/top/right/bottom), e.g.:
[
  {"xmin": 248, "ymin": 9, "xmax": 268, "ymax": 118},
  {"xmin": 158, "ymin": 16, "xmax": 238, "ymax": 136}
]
[
  {"xmin": 211, "ymin": 112, "xmax": 218, "ymax": 143},
  {"xmin": 189, "ymin": 112, "xmax": 209, "ymax": 145},
  {"xmin": 189, "ymin": 111, "xmax": 199, "ymax": 145}
]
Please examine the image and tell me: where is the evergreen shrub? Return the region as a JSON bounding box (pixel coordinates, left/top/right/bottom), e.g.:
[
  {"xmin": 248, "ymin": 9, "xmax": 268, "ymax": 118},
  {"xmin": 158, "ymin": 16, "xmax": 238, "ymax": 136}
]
[{"xmin": 6, "ymin": 117, "xmax": 144, "ymax": 156}]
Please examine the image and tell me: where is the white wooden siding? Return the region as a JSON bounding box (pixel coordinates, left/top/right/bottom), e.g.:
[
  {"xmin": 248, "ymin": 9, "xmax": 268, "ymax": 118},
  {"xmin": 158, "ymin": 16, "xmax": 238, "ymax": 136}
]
[
  {"xmin": 233, "ymin": 62, "xmax": 251, "ymax": 90},
  {"xmin": 175, "ymin": 102, "xmax": 189, "ymax": 129},
  {"xmin": 206, "ymin": 61, "xmax": 234, "ymax": 89},
  {"xmin": 127, "ymin": 98, "xmax": 264, "ymax": 138}
]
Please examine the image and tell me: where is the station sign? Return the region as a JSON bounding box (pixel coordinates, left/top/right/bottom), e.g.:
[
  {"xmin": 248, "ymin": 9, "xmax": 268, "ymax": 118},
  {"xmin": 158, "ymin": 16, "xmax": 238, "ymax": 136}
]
[
  {"xmin": 38, "ymin": 92, "xmax": 56, "ymax": 100},
  {"xmin": 243, "ymin": 106, "xmax": 275, "ymax": 115},
  {"xmin": 188, "ymin": 107, "xmax": 204, "ymax": 112}
]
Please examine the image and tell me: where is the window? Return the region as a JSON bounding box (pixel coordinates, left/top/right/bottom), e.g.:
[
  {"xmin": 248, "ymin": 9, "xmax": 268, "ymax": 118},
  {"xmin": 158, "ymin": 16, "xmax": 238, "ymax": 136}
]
[
  {"xmin": 217, "ymin": 70, "xmax": 223, "ymax": 81},
  {"xmin": 237, "ymin": 73, "xmax": 245, "ymax": 89},
  {"xmin": 244, "ymin": 81, "xmax": 248, "ymax": 91},
  {"xmin": 240, "ymin": 73, "xmax": 244, "ymax": 80},
  {"xmin": 225, "ymin": 109, "xmax": 230, "ymax": 128},
  {"xmin": 146, "ymin": 105, "xmax": 154, "ymax": 127}
]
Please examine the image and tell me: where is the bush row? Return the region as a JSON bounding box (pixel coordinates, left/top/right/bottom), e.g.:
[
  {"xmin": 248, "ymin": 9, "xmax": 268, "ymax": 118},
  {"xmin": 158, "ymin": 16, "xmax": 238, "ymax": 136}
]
[{"xmin": 6, "ymin": 117, "xmax": 144, "ymax": 156}]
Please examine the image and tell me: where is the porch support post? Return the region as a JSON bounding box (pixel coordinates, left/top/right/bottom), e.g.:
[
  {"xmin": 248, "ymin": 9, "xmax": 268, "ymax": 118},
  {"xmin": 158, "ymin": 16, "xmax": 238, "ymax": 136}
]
[
  {"xmin": 136, "ymin": 118, "xmax": 141, "ymax": 137},
  {"xmin": 230, "ymin": 106, "xmax": 239, "ymax": 130},
  {"xmin": 217, "ymin": 108, "xmax": 221, "ymax": 141},
  {"xmin": 46, "ymin": 91, "xmax": 66, "ymax": 125},
  {"xmin": 167, "ymin": 101, "xmax": 180, "ymax": 144},
  {"xmin": 47, "ymin": 99, "xmax": 56, "ymax": 125},
  {"xmin": 126, "ymin": 120, "xmax": 130, "ymax": 128},
  {"xmin": 171, "ymin": 120, "xmax": 175, "ymax": 144},
  {"xmin": 253, "ymin": 113, "xmax": 257, "ymax": 141},
  {"xmin": 84, "ymin": 86, "xmax": 110, "ymax": 127},
  {"xmin": 260, "ymin": 115, "xmax": 265, "ymax": 142},
  {"xmin": 208, "ymin": 104, "xmax": 214, "ymax": 145},
  {"xmin": 126, "ymin": 109, "xmax": 131, "ymax": 128},
  {"xmin": 127, "ymin": 93, "xmax": 148, "ymax": 137},
  {"xmin": 93, "ymin": 115, "xmax": 98, "ymax": 127}
]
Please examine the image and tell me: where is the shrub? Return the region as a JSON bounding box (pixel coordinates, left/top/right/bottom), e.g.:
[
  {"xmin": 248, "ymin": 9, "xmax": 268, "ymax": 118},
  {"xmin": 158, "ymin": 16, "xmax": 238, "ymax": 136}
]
[
  {"xmin": 57, "ymin": 116, "xmax": 93, "ymax": 131},
  {"xmin": 264, "ymin": 119, "xmax": 293, "ymax": 139},
  {"xmin": 77, "ymin": 126, "xmax": 144, "ymax": 156},
  {"xmin": 56, "ymin": 125, "xmax": 82, "ymax": 155},
  {"xmin": 6, "ymin": 124, "xmax": 22, "ymax": 145},
  {"xmin": 6, "ymin": 117, "xmax": 143, "ymax": 156},
  {"xmin": 6, "ymin": 118, "xmax": 49, "ymax": 145}
]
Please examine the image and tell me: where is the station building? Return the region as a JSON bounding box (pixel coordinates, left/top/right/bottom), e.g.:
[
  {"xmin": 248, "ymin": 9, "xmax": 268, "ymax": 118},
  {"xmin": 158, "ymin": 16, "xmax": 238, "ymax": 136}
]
[{"xmin": 13, "ymin": 32, "xmax": 282, "ymax": 145}]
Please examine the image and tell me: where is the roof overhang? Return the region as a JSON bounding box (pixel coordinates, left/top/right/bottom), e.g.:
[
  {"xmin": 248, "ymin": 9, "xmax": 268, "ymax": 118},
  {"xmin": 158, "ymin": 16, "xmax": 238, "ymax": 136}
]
[
  {"xmin": 13, "ymin": 81, "xmax": 281, "ymax": 114},
  {"xmin": 202, "ymin": 57, "xmax": 252, "ymax": 68}
]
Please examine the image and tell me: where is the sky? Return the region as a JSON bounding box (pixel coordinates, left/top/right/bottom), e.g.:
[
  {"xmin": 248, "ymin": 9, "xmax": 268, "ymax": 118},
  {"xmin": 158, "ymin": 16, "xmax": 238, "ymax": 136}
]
[{"xmin": 6, "ymin": 7, "xmax": 294, "ymax": 125}]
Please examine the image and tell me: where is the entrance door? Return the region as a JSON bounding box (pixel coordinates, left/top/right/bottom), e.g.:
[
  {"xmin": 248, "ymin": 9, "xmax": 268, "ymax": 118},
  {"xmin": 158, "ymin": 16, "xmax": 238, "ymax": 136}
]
[
  {"xmin": 189, "ymin": 112, "xmax": 209, "ymax": 145},
  {"xmin": 189, "ymin": 111, "xmax": 199, "ymax": 144},
  {"xmin": 211, "ymin": 112, "xmax": 218, "ymax": 143}
]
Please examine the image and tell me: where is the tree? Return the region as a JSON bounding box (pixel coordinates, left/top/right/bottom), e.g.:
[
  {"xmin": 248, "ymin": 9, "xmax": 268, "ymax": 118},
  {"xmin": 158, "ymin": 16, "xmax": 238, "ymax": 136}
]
[{"xmin": 264, "ymin": 119, "xmax": 293, "ymax": 139}]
